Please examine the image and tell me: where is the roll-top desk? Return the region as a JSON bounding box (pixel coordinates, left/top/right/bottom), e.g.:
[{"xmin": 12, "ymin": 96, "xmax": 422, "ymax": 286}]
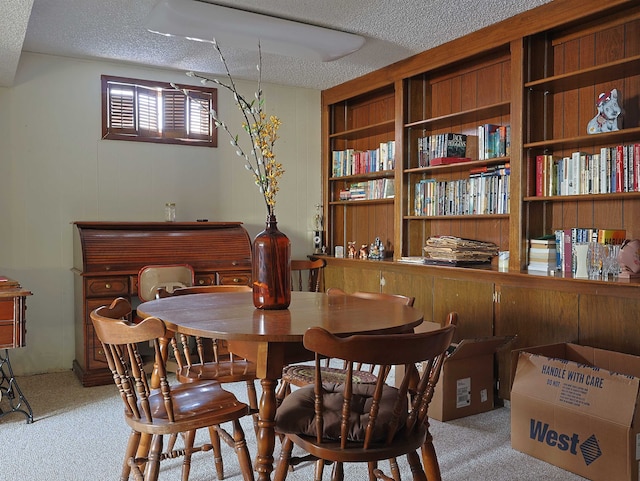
[{"xmin": 72, "ymin": 221, "xmax": 252, "ymax": 386}]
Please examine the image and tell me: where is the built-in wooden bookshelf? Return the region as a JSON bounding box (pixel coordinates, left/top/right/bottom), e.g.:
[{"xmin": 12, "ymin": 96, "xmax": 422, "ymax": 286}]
[
  {"xmin": 325, "ymin": 84, "xmax": 397, "ymax": 255},
  {"xmin": 522, "ymin": 10, "xmax": 640, "ymax": 263},
  {"xmin": 320, "ymin": 0, "xmax": 639, "ymax": 399},
  {"xmin": 402, "ymin": 49, "xmax": 512, "ymax": 258},
  {"xmin": 322, "ymin": 0, "xmax": 638, "ymax": 272}
]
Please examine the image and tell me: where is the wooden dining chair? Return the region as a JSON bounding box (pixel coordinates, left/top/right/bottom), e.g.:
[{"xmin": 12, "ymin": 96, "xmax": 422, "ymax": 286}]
[
  {"xmin": 90, "ymin": 297, "xmax": 255, "ymax": 481},
  {"xmin": 137, "ymin": 264, "xmax": 195, "ymax": 302},
  {"xmin": 167, "ymin": 282, "xmax": 260, "ymax": 476},
  {"xmin": 276, "ymin": 288, "xmax": 415, "ymax": 404},
  {"xmin": 274, "ymin": 313, "xmax": 457, "ymax": 481},
  {"xmin": 290, "ymin": 257, "xmax": 326, "ymax": 292}
]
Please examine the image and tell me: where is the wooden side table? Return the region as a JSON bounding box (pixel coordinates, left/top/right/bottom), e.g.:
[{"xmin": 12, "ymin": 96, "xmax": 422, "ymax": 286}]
[{"xmin": 0, "ymin": 277, "xmax": 33, "ymax": 423}]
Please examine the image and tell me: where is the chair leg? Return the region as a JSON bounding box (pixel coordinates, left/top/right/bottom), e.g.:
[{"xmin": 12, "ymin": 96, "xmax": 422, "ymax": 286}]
[
  {"xmin": 367, "ymin": 461, "xmax": 378, "ymax": 481},
  {"xmin": 246, "ymin": 380, "xmax": 260, "ymax": 436},
  {"xmin": 275, "ymin": 379, "xmax": 290, "ymax": 407},
  {"xmin": 421, "ymin": 431, "xmax": 442, "ymax": 481},
  {"xmin": 274, "ymin": 436, "xmax": 294, "ymax": 481},
  {"xmin": 389, "ymin": 458, "xmax": 400, "ymax": 480},
  {"xmin": 407, "ymin": 450, "xmax": 427, "ymax": 481},
  {"xmin": 330, "ymin": 460, "xmax": 344, "ymax": 481},
  {"xmin": 181, "ymin": 430, "xmax": 195, "ymax": 481},
  {"xmin": 135, "ymin": 432, "xmax": 152, "ymax": 477},
  {"xmin": 208, "ymin": 426, "xmax": 224, "ymax": 480},
  {"xmin": 145, "ymin": 434, "xmax": 164, "ymax": 481},
  {"xmin": 232, "ymin": 419, "xmax": 255, "ymax": 481},
  {"xmin": 314, "ymin": 458, "xmax": 325, "ymax": 481},
  {"xmin": 121, "ymin": 430, "xmax": 141, "ymax": 481}
]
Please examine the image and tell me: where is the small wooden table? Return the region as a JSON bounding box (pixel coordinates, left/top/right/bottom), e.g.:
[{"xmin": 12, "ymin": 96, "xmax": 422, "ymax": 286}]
[
  {"xmin": 137, "ymin": 291, "xmax": 424, "ymax": 481},
  {"xmin": 0, "ymin": 277, "xmax": 33, "ymax": 423}
]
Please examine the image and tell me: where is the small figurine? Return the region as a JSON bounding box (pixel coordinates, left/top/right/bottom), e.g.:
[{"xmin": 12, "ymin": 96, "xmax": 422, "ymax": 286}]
[
  {"xmin": 587, "ymin": 88, "xmax": 622, "ymax": 134},
  {"xmin": 369, "ymin": 242, "xmax": 379, "ymax": 260},
  {"xmin": 359, "ymin": 244, "xmax": 368, "ymax": 260},
  {"xmin": 347, "ymin": 241, "xmax": 357, "ymax": 259}
]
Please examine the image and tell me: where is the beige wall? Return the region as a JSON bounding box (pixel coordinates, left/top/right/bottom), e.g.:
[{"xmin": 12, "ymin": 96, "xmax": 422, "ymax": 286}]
[{"xmin": 0, "ymin": 52, "xmax": 321, "ymax": 375}]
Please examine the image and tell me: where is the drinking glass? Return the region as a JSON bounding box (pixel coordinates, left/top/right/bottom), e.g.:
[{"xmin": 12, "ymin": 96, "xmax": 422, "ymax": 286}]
[
  {"xmin": 586, "ymin": 242, "xmax": 604, "ymax": 279},
  {"xmin": 602, "ymin": 244, "xmax": 621, "ymax": 279}
]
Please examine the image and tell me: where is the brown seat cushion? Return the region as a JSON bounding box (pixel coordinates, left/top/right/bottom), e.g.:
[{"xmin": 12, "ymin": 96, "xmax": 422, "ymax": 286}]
[{"xmin": 275, "ymin": 382, "xmax": 407, "ymax": 442}]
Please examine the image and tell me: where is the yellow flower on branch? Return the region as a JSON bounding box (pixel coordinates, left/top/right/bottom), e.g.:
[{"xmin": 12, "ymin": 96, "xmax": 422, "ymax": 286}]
[{"xmin": 178, "ymin": 41, "xmax": 284, "ymax": 216}]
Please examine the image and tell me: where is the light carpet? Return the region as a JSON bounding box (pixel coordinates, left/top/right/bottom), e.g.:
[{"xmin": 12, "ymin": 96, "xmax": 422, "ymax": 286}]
[{"xmin": 0, "ymin": 371, "xmax": 586, "ymax": 480}]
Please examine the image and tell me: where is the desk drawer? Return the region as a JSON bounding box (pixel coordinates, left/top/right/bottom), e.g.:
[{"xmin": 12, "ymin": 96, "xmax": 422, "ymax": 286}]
[
  {"xmin": 195, "ymin": 275, "xmax": 216, "ymax": 286},
  {"xmin": 217, "ymin": 271, "xmax": 251, "ymax": 285},
  {"xmin": 86, "ymin": 277, "xmax": 129, "ymax": 298},
  {"xmin": 0, "ymin": 299, "xmax": 23, "ymax": 349}
]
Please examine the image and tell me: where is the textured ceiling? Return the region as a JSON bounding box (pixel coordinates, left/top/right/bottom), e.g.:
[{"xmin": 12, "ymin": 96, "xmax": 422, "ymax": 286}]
[{"xmin": 1, "ymin": 0, "xmax": 552, "ymax": 90}]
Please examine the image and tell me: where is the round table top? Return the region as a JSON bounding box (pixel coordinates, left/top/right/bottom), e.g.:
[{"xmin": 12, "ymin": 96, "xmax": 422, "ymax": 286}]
[{"xmin": 137, "ymin": 291, "xmax": 423, "ymax": 342}]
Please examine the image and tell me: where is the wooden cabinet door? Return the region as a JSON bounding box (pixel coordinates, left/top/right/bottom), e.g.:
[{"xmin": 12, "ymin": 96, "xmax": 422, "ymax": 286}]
[
  {"xmin": 381, "ymin": 269, "xmax": 434, "ymax": 324},
  {"xmin": 433, "ymin": 276, "xmax": 494, "ymax": 340},
  {"xmin": 578, "ymin": 294, "xmax": 640, "ymax": 357},
  {"xmin": 495, "ymin": 284, "xmax": 578, "ymax": 399}
]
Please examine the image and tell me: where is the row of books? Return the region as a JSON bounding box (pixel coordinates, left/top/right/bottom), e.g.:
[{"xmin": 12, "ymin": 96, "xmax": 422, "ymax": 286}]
[
  {"xmin": 331, "ymin": 141, "xmax": 395, "ymax": 177},
  {"xmin": 528, "ymin": 229, "xmax": 627, "ymax": 273},
  {"xmin": 417, "ymin": 133, "xmax": 467, "ymax": 167},
  {"xmin": 413, "ymin": 165, "xmax": 510, "ymax": 216},
  {"xmin": 535, "ymin": 143, "xmax": 640, "ymax": 197},
  {"xmin": 553, "ymin": 228, "xmax": 625, "ymax": 275},
  {"xmin": 338, "ymin": 179, "xmax": 395, "ymax": 201},
  {"xmin": 478, "ymin": 123, "xmax": 510, "ymax": 160}
]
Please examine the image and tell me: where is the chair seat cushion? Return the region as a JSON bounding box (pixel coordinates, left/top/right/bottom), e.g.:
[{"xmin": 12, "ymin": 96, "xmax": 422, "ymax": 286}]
[
  {"xmin": 275, "ymin": 382, "xmax": 407, "ymax": 442},
  {"xmin": 282, "ymin": 364, "xmax": 378, "ymax": 386}
]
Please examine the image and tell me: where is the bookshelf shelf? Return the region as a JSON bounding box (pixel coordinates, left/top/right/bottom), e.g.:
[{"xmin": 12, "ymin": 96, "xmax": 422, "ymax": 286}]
[
  {"xmin": 524, "ymin": 128, "xmax": 640, "ymax": 152},
  {"xmin": 330, "ymin": 198, "xmax": 395, "ymax": 206},
  {"xmin": 329, "ymin": 170, "xmax": 395, "ymax": 182},
  {"xmin": 329, "ymin": 120, "xmax": 395, "ymax": 140},
  {"xmin": 524, "ymin": 192, "xmax": 640, "ymax": 202},
  {"xmin": 525, "ymin": 55, "xmax": 640, "ymax": 94},
  {"xmin": 404, "ymin": 157, "xmax": 509, "ymax": 175},
  {"xmin": 404, "ymin": 101, "xmax": 510, "ymax": 131},
  {"xmin": 404, "ymin": 213, "xmax": 509, "ymax": 220}
]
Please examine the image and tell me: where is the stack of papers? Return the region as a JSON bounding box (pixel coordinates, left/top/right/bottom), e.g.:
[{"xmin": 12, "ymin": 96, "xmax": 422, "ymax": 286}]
[{"xmin": 423, "ymin": 236, "xmax": 499, "ymax": 264}]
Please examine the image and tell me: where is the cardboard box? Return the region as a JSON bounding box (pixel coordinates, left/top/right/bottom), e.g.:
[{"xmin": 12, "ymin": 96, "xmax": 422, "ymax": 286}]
[
  {"xmin": 429, "ymin": 336, "xmax": 513, "ymax": 421},
  {"xmin": 511, "ymin": 343, "xmax": 640, "ymax": 481}
]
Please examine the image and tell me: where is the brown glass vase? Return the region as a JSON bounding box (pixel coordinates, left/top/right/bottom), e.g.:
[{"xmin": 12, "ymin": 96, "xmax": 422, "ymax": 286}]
[{"xmin": 252, "ymin": 214, "xmax": 291, "ymax": 309}]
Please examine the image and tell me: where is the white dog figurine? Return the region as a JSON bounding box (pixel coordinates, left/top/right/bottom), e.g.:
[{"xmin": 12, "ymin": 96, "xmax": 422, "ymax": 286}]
[{"xmin": 587, "ymin": 88, "xmax": 622, "ymax": 134}]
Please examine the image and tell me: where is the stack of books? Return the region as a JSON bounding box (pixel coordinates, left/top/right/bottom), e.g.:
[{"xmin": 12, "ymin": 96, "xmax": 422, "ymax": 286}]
[
  {"xmin": 422, "ymin": 236, "xmax": 499, "ymax": 265},
  {"xmin": 527, "ymin": 236, "xmax": 557, "ymax": 272}
]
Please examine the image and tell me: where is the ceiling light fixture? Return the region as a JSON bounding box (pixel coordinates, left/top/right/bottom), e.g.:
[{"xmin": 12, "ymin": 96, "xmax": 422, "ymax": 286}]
[{"xmin": 146, "ymin": 0, "xmax": 365, "ymax": 62}]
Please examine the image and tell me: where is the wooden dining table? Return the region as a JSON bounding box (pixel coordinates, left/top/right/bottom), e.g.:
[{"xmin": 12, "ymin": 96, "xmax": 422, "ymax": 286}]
[{"xmin": 137, "ymin": 290, "xmax": 424, "ymax": 481}]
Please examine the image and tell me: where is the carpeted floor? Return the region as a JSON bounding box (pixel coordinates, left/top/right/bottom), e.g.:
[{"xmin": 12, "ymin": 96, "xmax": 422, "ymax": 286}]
[{"xmin": 0, "ymin": 371, "xmax": 586, "ymax": 480}]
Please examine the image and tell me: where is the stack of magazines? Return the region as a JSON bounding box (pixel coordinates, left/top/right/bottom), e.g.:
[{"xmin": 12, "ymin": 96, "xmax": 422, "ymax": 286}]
[{"xmin": 422, "ymin": 236, "xmax": 499, "ymax": 265}]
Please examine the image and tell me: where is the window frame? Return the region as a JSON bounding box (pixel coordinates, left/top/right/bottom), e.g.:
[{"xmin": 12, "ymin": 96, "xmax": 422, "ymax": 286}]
[{"xmin": 101, "ymin": 75, "xmax": 218, "ymax": 148}]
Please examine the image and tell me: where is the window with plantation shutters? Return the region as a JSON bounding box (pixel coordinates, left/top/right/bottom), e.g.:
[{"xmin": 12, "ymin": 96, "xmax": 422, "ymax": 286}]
[{"xmin": 101, "ymin": 75, "xmax": 217, "ymax": 147}]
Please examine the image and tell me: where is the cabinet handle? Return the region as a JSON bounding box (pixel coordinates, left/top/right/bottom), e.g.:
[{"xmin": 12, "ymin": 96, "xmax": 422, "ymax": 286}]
[
  {"xmin": 105, "ymin": 283, "xmax": 111, "ymax": 289},
  {"xmin": 198, "ymin": 279, "xmax": 205, "ymax": 285},
  {"xmin": 233, "ymin": 278, "xmax": 240, "ymax": 283}
]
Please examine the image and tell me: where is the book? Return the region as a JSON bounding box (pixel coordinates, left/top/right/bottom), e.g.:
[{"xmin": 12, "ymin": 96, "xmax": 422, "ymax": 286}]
[
  {"xmin": 529, "ymin": 235, "xmax": 557, "ymax": 247},
  {"xmin": 444, "ymin": 133, "xmax": 467, "ymax": 158},
  {"xmin": 596, "ymin": 229, "xmax": 626, "ymax": 245},
  {"xmin": 535, "ymin": 155, "xmax": 545, "ymax": 196}
]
